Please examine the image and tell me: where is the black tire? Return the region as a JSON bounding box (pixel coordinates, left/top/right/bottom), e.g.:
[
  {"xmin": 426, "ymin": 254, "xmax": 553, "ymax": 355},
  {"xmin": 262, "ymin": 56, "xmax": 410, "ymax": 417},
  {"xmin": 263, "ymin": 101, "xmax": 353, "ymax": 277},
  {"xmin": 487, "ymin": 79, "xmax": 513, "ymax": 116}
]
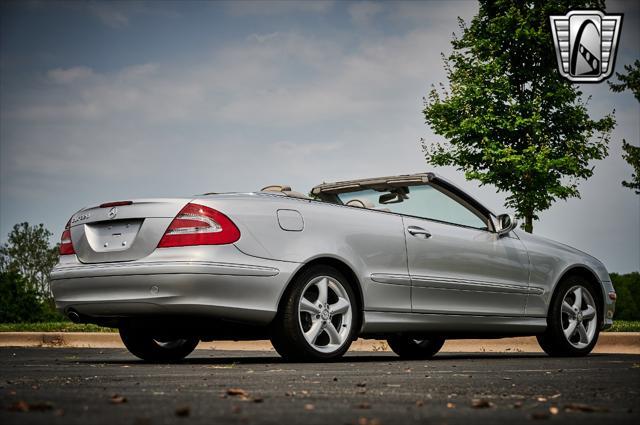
[
  {"xmin": 387, "ymin": 335, "xmax": 445, "ymax": 359},
  {"xmin": 270, "ymin": 265, "xmax": 359, "ymax": 362},
  {"xmin": 537, "ymin": 275, "xmax": 601, "ymax": 357},
  {"xmin": 119, "ymin": 327, "xmax": 199, "ymax": 362}
]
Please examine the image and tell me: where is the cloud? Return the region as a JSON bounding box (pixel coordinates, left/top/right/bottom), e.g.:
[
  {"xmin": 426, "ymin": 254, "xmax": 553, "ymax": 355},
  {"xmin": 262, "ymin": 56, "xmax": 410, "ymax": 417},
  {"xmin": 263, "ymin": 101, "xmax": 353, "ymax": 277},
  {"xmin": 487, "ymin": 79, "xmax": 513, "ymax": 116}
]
[
  {"xmin": 26, "ymin": 1, "xmax": 181, "ymax": 29},
  {"xmin": 2, "ymin": 24, "xmax": 464, "ymax": 209},
  {"xmin": 47, "ymin": 66, "xmax": 94, "ymax": 84},
  {"xmin": 226, "ymin": 0, "xmax": 334, "ymax": 16},
  {"xmin": 15, "ymin": 28, "xmax": 454, "ymax": 128},
  {"xmin": 85, "ymin": 1, "xmax": 131, "ymax": 28},
  {"xmin": 348, "ymin": 1, "xmax": 384, "ymax": 26}
]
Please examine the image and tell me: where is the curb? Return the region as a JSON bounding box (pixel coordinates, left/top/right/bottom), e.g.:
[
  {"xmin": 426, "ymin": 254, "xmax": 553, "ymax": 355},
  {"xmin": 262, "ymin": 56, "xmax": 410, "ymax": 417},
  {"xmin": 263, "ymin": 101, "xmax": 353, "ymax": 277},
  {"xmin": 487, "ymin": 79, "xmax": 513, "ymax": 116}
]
[{"xmin": 1, "ymin": 332, "xmax": 639, "ymax": 354}]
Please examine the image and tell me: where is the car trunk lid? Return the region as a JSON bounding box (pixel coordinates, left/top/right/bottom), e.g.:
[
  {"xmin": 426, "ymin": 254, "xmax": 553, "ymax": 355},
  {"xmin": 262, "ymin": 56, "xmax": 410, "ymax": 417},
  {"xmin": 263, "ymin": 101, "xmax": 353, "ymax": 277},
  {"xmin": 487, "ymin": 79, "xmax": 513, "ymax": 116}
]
[{"xmin": 69, "ymin": 198, "xmax": 192, "ymax": 263}]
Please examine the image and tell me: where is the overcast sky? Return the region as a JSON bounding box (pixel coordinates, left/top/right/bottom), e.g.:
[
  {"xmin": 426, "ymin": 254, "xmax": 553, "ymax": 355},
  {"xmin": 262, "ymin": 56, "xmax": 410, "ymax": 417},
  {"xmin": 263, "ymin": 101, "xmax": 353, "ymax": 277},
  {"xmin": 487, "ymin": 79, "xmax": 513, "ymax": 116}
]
[{"xmin": 1, "ymin": 0, "xmax": 638, "ymax": 273}]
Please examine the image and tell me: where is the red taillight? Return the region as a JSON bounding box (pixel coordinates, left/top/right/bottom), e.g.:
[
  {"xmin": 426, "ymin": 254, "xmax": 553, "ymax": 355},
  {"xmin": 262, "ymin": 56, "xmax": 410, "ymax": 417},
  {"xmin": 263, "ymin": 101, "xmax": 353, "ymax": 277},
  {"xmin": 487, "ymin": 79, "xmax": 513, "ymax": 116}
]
[
  {"xmin": 157, "ymin": 203, "xmax": 240, "ymax": 248},
  {"xmin": 59, "ymin": 218, "xmax": 75, "ymax": 255}
]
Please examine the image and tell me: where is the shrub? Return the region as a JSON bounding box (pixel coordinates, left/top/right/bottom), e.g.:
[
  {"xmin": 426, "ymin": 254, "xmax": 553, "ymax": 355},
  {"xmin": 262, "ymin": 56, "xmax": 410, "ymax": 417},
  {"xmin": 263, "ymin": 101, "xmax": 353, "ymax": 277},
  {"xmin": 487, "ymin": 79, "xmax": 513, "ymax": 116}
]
[
  {"xmin": 610, "ymin": 272, "xmax": 640, "ymax": 320},
  {"xmin": 0, "ymin": 271, "xmax": 64, "ymax": 322}
]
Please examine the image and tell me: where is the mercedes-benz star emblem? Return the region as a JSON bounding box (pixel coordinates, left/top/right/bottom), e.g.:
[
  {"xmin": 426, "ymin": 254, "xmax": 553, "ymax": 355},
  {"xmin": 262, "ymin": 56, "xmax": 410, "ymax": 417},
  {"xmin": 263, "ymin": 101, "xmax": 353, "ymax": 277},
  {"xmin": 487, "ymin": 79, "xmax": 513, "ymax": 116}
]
[{"xmin": 108, "ymin": 207, "xmax": 118, "ymax": 219}]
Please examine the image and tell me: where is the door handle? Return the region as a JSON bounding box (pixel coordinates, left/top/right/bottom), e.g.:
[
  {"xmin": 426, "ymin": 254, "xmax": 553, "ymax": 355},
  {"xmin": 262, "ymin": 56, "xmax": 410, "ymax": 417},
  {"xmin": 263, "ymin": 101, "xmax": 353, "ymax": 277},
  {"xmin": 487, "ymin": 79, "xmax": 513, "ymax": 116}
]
[{"xmin": 407, "ymin": 226, "xmax": 432, "ymax": 238}]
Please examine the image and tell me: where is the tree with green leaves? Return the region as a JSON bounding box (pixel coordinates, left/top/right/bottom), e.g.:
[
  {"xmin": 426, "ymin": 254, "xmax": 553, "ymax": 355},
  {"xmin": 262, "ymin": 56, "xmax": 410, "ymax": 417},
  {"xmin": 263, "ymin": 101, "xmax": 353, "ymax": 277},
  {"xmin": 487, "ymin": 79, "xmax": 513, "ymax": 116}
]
[
  {"xmin": 610, "ymin": 60, "xmax": 640, "ymax": 101},
  {"xmin": 609, "ymin": 60, "xmax": 640, "ymax": 194},
  {"xmin": 422, "ymin": 0, "xmax": 615, "ymax": 233},
  {"xmin": 0, "ymin": 270, "xmax": 59, "ymax": 322},
  {"xmin": 0, "ymin": 222, "xmax": 59, "ymax": 298}
]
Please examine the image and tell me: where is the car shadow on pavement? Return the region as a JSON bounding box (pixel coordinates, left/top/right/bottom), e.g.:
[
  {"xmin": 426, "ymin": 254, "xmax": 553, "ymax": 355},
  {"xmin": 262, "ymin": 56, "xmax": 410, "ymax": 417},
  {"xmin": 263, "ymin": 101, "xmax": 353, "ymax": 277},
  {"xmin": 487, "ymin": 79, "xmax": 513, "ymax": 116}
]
[{"xmin": 77, "ymin": 351, "xmax": 585, "ymax": 366}]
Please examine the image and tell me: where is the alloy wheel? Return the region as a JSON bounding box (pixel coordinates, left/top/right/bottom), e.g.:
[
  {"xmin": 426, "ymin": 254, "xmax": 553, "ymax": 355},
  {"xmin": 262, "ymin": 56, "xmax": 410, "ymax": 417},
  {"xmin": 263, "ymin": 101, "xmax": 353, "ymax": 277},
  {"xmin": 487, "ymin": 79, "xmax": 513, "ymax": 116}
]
[
  {"xmin": 298, "ymin": 276, "xmax": 353, "ymax": 353},
  {"xmin": 561, "ymin": 285, "xmax": 598, "ymax": 349}
]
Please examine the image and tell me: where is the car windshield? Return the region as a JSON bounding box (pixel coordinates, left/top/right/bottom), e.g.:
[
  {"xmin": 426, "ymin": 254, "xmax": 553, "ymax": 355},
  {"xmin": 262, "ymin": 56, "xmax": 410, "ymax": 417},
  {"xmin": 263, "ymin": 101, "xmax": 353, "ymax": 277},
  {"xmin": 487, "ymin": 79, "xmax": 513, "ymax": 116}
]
[{"xmin": 337, "ymin": 185, "xmax": 488, "ymax": 230}]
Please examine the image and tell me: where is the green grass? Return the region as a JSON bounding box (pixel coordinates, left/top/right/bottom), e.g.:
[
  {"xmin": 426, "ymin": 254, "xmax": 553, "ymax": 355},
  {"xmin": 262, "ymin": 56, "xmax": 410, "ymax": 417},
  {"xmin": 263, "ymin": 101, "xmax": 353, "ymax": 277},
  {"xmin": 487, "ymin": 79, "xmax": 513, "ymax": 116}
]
[
  {"xmin": 0, "ymin": 320, "xmax": 638, "ymax": 333},
  {"xmin": 605, "ymin": 320, "xmax": 640, "ymax": 332},
  {"xmin": 0, "ymin": 321, "xmax": 116, "ymax": 333}
]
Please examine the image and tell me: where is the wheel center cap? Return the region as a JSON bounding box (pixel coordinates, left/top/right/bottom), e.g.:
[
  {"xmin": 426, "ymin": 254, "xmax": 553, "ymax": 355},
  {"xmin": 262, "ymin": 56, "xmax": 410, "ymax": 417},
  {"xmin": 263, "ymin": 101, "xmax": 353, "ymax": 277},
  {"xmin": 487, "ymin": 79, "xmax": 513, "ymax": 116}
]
[
  {"xmin": 321, "ymin": 310, "xmax": 330, "ymax": 320},
  {"xmin": 576, "ymin": 312, "xmax": 583, "ymax": 322}
]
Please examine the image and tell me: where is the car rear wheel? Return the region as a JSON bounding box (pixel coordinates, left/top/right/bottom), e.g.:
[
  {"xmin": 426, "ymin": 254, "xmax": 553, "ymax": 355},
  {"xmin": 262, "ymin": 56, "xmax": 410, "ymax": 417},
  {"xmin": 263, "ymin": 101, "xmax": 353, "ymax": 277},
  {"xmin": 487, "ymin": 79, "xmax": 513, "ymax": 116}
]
[
  {"xmin": 271, "ymin": 265, "xmax": 358, "ymax": 361},
  {"xmin": 537, "ymin": 276, "xmax": 601, "ymax": 357},
  {"xmin": 387, "ymin": 335, "xmax": 445, "ymax": 359},
  {"xmin": 119, "ymin": 327, "xmax": 199, "ymax": 362}
]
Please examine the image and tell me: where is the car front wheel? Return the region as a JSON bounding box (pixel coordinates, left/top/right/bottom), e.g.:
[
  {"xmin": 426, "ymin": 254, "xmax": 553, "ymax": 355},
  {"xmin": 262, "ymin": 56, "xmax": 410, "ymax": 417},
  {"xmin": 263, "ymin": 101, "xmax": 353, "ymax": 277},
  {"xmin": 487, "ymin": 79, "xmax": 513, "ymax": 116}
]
[
  {"xmin": 119, "ymin": 327, "xmax": 199, "ymax": 362},
  {"xmin": 537, "ymin": 276, "xmax": 601, "ymax": 357},
  {"xmin": 271, "ymin": 265, "xmax": 358, "ymax": 361}
]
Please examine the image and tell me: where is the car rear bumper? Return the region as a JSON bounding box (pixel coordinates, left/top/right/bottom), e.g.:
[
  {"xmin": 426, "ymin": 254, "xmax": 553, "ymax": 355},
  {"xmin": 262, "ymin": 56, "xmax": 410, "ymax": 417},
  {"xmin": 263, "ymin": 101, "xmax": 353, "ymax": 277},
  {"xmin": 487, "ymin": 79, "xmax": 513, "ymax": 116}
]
[{"xmin": 50, "ymin": 246, "xmax": 300, "ymax": 325}]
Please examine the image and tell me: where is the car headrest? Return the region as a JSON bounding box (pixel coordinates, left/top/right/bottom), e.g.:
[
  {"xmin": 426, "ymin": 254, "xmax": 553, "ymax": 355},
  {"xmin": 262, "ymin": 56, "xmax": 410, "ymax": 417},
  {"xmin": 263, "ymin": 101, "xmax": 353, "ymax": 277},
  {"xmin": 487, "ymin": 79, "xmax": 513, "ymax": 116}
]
[
  {"xmin": 261, "ymin": 185, "xmax": 292, "ymax": 192},
  {"xmin": 345, "ymin": 198, "xmax": 375, "ymax": 209}
]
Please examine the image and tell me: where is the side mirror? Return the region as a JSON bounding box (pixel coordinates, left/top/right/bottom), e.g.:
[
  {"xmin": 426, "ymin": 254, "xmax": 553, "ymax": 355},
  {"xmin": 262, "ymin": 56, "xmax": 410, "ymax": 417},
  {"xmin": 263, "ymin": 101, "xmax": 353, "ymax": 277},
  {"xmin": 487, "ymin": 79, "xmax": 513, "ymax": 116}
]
[{"xmin": 496, "ymin": 213, "xmax": 517, "ymax": 237}]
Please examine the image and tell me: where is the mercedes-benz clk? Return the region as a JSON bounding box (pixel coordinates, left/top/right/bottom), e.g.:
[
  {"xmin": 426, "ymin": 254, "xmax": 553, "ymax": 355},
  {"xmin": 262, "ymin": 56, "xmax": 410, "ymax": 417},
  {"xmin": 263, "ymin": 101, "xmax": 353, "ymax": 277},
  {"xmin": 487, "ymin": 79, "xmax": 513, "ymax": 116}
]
[{"xmin": 51, "ymin": 173, "xmax": 616, "ymax": 362}]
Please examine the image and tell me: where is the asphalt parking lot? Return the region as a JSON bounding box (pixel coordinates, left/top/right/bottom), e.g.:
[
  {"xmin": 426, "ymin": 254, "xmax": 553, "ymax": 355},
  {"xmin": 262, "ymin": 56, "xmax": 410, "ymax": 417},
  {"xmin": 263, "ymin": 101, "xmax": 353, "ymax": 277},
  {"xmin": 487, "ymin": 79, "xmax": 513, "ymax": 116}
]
[{"xmin": 1, "ymin": 348, "xmax": 639, "ymax": 425}]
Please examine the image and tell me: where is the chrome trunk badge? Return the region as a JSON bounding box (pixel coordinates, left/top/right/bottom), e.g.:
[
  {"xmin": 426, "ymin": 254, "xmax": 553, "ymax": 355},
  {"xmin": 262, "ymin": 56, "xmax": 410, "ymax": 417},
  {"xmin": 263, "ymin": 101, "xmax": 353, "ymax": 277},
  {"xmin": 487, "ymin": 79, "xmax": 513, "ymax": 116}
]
[{"xmin": 108, "ymin": 207, "xmax": 118, "ymax": 219}]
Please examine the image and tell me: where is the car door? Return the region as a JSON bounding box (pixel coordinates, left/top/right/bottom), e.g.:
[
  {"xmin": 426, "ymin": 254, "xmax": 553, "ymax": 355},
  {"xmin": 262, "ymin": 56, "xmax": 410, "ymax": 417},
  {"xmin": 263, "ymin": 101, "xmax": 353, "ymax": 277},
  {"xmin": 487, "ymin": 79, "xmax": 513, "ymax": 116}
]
[{"xmin": 393, "ymin": 184, "xmax": 530, "ymax": 316}]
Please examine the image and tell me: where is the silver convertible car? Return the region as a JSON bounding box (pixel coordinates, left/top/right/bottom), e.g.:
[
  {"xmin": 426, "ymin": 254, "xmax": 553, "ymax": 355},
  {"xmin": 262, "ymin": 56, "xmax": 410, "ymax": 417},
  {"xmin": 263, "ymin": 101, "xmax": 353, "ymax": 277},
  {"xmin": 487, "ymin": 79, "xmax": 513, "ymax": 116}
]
[{"xmin": 51, "ymin": 173, "xmax": 616, "ymax": 362}]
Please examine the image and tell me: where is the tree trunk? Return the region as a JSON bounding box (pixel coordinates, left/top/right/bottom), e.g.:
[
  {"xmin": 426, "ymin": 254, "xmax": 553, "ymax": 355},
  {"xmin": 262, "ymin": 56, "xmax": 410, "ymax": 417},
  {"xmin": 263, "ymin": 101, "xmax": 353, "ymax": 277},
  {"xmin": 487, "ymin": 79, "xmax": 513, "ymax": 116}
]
[{"xmin": 524, "ymin": 214, "xmax": 533, "ymax": 233}]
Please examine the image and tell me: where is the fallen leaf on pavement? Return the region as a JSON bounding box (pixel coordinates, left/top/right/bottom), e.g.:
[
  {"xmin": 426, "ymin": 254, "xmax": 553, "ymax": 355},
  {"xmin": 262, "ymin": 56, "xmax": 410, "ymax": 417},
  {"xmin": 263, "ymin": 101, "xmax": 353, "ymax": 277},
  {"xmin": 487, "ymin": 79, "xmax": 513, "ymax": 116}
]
[
  {"xmin": 446, "ymin": 402, "xmax": 456, "ymax": 409},
  {"xmin": 110, "ymin": 394, "xmax": 127, "ymax": 404},
  {"xmin": 7, "ymin": 401, "xmax": 30, "ymax": 412},
  {"xmin": 356, "ymin": 418, "xmax": 382, "ymax": 425},
  {"xmin": 7, "ymin": 400, "xmax": 54, "ymax": 412},
  {"xmin": 226, "ymin": 388, "xmax": 248, "ymax": 397},
  {"xmin": 549, "ymin": 406, "xmax": 559, "ymax": 415},
  {"xmin": 564, "ymin": 403, "xmax": 610, "ymax": 413},
  {"xmin": 226, "ymin": 388, "xmax": 252, "ymax": 401},
  {"xmin": 304, "ymin": 403, "xmax": 315, "ymax": 411},
  {"xmin": 7, "ymin": 400, "xmax": 29, "ymax": 412},
  {"xmin": 471, "ymin": 399, "xmax": 494, "ymax": 409}
]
